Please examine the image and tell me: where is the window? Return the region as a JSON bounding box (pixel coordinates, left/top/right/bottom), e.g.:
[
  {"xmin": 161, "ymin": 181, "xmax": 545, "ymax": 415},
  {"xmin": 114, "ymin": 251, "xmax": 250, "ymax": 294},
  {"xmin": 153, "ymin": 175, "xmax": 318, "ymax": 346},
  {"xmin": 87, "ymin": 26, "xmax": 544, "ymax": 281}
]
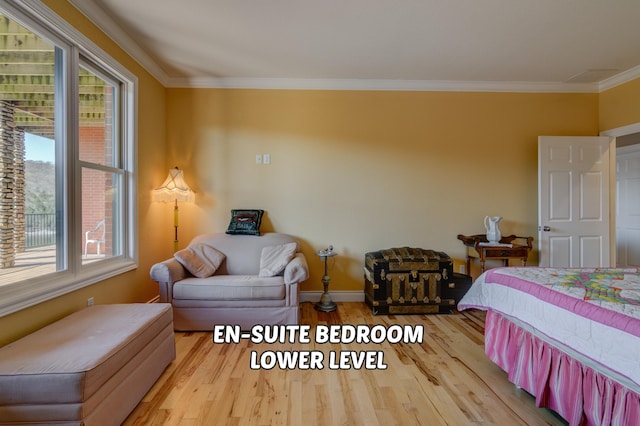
[{"xmin": 0, "ymin": 2, "xmax": 137, "ymax": 316}]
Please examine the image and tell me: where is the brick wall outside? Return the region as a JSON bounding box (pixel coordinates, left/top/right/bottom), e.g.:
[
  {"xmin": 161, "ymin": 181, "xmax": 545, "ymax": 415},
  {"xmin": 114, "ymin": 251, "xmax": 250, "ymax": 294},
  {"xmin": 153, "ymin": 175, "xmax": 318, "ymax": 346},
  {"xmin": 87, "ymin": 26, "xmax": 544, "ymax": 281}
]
[{"xmin": 80, "ymin": 86, "xmax": 114, "ymax": 257}]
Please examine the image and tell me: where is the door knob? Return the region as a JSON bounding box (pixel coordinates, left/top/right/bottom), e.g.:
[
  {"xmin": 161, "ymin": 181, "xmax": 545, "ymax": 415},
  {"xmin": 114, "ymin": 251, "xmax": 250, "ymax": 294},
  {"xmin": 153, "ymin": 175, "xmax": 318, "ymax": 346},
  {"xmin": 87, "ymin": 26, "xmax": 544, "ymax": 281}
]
[{"xmin": 542, "ymin": 226, "xmax": 551, "ymax": 232}]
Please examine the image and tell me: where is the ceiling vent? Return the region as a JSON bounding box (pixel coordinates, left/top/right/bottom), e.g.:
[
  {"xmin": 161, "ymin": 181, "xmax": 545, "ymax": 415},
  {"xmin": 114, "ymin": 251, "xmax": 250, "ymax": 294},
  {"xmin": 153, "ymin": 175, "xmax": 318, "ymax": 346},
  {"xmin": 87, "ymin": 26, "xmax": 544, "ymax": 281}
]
[{"xmin": 565, "ymin": 69, "xmax": 619, "ymax": 83}]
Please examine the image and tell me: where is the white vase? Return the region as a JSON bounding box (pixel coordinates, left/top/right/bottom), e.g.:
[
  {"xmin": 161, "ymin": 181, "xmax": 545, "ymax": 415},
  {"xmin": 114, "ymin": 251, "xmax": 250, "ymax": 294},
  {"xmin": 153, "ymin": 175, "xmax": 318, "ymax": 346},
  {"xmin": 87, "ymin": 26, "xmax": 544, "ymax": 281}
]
[{"xmin": 484, "ymin": 216, "xmax": 502, "ymax": 243}]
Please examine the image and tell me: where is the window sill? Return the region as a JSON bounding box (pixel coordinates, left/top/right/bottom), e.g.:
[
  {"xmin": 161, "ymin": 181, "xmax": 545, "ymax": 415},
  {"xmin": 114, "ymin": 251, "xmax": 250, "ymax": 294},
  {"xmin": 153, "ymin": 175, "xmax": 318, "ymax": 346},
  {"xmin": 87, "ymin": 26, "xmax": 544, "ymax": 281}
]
[{"xmin": 0, "ymin": 258, "xmax": 137, "ymax": 317}]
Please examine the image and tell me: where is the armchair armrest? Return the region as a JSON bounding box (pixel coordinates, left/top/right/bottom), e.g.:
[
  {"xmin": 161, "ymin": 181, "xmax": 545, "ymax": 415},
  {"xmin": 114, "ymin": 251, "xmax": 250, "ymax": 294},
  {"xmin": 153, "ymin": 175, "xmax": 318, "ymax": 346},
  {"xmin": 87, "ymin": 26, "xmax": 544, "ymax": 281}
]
[
  {"xmin": 284, "ymin": 253, "xmax": 309, "ymax": 285},
  {"xmin": 150, "ymin": 258, "xmax": 188, "ymax": 302}
]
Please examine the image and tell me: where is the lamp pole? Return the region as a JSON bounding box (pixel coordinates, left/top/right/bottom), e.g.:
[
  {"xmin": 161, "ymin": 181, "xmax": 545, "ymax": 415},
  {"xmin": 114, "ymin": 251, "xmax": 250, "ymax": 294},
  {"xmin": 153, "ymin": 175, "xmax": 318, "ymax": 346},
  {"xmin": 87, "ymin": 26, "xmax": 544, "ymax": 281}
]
[{"xmin": 173, "ymin": 199, "xmax": 179, "ymax": 252}]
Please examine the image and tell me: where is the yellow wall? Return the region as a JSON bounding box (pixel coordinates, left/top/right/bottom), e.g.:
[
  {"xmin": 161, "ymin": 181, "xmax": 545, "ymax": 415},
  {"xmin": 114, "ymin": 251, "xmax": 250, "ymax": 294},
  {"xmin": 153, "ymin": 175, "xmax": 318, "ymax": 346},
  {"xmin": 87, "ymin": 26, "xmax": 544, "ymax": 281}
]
[
  {"xmin": 599, "ymin": 78, "xmax": 640, "ymax": 131},
  {"xmin": 0, "ymin": 1, "xmax": 169, "ymax": 346},
  {"xmin": 167, "ymin": 89, "xmax": 599, "ymax": 291}
]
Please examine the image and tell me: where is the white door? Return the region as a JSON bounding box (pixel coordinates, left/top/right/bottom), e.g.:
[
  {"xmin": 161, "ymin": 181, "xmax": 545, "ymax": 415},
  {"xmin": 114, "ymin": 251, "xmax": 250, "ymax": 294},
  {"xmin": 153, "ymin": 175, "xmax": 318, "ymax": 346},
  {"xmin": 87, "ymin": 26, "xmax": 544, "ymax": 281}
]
[
  {"xmin": 538, "ymin": 136, "xmax": 612, "ymax": 267},
  {"xmin": 616, "ymin": 144, "xmax": 640, "ymax": 267}
]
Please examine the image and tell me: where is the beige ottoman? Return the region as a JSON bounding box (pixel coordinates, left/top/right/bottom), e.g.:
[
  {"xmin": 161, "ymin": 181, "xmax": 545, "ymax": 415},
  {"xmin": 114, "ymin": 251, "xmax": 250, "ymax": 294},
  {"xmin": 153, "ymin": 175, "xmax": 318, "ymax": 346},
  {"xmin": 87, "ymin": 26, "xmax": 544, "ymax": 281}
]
[{"xmin": 0, "ymin": 303, "xmax": 175, "ymax": 425}]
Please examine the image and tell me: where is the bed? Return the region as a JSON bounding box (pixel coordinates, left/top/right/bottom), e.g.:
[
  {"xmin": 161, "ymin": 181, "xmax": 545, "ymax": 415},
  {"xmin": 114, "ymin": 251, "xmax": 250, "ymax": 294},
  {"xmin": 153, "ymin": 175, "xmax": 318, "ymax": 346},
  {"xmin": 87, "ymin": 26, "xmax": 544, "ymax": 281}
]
[{"xmin": 457, "ymin": 266, "xmax": 640, "ymax": 426}]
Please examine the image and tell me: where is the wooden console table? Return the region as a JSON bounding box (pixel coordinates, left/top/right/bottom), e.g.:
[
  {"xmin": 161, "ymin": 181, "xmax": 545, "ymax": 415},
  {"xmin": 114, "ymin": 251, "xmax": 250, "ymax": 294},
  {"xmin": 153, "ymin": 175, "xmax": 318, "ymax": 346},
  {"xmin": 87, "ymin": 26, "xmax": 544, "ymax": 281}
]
[{"xmin": 457, "ymin": 234, "xmax": 533, "ymax": 275}]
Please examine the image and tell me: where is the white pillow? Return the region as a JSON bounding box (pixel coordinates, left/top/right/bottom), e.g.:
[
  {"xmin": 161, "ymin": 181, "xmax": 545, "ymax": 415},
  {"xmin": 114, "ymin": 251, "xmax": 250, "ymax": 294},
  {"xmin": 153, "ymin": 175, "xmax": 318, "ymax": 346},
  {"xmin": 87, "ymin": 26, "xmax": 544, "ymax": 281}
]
[
  {"xmin": 174, "ymin": 243, "xmax": 226, "ymax": 278},
  {"xmin": 259, "ymin": 242, "xmax": 298, "ymax": 277}
]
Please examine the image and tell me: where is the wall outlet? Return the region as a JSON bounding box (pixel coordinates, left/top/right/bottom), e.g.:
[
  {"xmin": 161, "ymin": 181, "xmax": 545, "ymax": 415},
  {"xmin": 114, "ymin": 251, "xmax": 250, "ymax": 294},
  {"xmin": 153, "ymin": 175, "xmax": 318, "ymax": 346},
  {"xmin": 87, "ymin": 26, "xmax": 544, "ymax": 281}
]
[
  {"xmin": 263, "ymin": 153, "xmax": 271, "ymax": 164},
  {"xmin": 87, "ymin": 297, "xmax": 94, "ymax": 307},
  {"xmin": 458, "ymin": 265, "xmax": 466, "ymax": 274}
]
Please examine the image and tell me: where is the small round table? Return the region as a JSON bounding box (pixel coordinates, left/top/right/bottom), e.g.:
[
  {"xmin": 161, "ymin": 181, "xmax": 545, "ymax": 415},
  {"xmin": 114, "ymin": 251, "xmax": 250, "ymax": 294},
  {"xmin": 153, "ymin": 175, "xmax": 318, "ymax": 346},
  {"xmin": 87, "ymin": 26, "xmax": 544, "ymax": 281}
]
[{"xmin": 314, "ymin": 248, "xmax": 337, "ymax": 312}]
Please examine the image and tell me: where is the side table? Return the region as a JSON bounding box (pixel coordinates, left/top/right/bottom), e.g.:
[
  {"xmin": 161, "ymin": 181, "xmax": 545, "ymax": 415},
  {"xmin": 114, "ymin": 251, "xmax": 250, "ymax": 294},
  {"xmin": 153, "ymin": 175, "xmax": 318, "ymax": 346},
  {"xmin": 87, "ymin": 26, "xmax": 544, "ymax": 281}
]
[
  {"xmin": 315, "ymin": 246, "xmax": 337, "ymax": 312},
  {"xmin": 457, "ymin": 234, "xmax": 533, "ymax": 275}
]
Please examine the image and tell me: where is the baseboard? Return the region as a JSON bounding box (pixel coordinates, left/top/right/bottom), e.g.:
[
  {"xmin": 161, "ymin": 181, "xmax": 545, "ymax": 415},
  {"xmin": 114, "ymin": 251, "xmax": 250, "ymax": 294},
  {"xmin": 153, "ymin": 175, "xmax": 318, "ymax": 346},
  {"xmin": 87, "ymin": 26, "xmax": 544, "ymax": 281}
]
[{"xmin": 300, "ymin": 291, "xmax": 364, "ymax": 303}]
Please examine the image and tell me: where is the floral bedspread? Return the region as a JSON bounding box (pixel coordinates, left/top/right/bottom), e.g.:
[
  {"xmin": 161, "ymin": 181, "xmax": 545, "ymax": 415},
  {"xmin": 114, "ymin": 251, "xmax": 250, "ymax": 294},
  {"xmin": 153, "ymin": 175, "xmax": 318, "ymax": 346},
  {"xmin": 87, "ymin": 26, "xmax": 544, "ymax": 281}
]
[
  {"xmin": 458, "ymin": 266, "xmax": 640, "ymax": 396},
  {"xmin": 487, "ymin": 267, "xmax": 640, "ymax": 323}
]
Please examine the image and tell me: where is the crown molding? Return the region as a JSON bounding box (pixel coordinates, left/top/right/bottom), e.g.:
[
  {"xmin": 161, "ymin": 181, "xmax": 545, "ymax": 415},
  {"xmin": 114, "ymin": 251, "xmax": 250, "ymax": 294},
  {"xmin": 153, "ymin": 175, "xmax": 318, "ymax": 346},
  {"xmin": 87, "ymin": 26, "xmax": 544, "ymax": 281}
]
[
  {"xmin": 598, "ymin": 65, "xmax": 640, "ymax": 92},
  {"xmin": 166, "ymin": 76, "xmax": 599, "ymax": 93},
  {"xmin": 68, "ymin": 0, "xmax": 171, "ymax": 86},
  {"xmin": 68, "ymin": 0, "xmax": 636, "ymax": 94}
]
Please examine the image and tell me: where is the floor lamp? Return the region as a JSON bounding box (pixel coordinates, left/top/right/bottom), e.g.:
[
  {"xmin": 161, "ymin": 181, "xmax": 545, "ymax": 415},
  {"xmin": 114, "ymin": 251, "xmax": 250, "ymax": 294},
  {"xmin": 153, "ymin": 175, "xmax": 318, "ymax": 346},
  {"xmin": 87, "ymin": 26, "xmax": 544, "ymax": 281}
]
[{"xmin": 152, "ymin": 167, "xmax": 195, "ymax": 252}]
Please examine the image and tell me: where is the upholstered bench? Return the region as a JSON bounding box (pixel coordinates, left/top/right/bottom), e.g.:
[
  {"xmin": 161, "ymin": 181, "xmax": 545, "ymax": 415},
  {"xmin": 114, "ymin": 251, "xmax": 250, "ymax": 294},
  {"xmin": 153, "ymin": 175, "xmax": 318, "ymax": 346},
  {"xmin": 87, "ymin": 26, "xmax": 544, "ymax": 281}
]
[{"xmin": 0, "ymin": 303, "xmax": 175, "ymax": 425}]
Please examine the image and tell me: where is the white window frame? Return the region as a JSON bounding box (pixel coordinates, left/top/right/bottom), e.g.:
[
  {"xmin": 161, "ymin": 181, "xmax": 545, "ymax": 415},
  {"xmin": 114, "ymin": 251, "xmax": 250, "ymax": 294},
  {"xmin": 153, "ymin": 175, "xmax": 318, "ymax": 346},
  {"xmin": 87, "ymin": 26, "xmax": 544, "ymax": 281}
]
[{"xmin": 0, "ymin": 0, "xmax": 138, "ymax": 316}]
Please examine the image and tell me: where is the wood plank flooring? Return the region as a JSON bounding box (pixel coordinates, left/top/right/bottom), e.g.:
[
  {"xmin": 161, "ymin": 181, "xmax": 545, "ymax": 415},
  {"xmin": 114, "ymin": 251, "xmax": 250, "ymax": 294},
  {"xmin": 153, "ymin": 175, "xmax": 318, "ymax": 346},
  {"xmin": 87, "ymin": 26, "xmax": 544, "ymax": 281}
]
[{"xmin": 124, "ymin": 302, "xmax": 566, "ymax": 425}]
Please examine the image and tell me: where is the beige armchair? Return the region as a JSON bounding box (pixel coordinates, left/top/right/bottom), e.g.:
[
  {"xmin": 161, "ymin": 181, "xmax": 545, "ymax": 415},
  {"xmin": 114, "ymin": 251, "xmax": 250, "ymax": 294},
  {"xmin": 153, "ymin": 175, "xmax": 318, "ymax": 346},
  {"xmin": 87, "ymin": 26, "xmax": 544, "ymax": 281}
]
[{"xmin": 150, "ymin": 232, "xmax": 309, "ymax": 331}]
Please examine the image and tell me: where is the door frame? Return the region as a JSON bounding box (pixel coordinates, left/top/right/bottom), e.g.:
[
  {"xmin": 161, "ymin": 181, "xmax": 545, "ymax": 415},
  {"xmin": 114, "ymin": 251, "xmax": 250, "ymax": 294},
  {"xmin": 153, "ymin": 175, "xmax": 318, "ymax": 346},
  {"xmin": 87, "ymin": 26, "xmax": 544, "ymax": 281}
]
[
  {"xmin": 616, "ymin": 143, "xmax": 640, "ymax": 267},
  {"xmin": 600, "ymin": 121, "xmax": 640, "ymax": 266}
]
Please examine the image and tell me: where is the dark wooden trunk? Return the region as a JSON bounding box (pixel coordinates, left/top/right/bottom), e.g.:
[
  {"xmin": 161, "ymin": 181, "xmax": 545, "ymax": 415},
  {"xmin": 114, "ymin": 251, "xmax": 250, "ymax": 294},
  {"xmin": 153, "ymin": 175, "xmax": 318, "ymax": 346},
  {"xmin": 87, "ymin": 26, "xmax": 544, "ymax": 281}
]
[{"xmin": 364, "ymin": 247, "xmax": 471, "ymax": 315}]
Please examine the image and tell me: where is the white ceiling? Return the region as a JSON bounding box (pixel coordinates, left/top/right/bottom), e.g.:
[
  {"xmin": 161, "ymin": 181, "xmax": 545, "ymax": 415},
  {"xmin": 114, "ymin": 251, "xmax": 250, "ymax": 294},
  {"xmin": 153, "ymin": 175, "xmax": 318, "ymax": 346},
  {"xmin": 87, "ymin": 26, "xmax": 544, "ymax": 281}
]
[{"xmin": 70, "ymin": 0, "xmax": 640, "ymax": 92}]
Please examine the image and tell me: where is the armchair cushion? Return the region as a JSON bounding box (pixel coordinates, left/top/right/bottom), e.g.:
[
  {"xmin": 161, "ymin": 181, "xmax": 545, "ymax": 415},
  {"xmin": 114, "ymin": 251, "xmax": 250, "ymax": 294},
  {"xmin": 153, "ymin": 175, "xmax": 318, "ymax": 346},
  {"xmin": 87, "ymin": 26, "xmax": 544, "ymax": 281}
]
[
  {"xmin": 259, "ymin": 242, "xmax": 297, "ymax": 277},
  {"xmin": 173, "ymin": 275, "xmax": 285, "ymax": 300},
  {"xmin": 174, "ymin": 243, "xmax": 225, "ymax": 278}
]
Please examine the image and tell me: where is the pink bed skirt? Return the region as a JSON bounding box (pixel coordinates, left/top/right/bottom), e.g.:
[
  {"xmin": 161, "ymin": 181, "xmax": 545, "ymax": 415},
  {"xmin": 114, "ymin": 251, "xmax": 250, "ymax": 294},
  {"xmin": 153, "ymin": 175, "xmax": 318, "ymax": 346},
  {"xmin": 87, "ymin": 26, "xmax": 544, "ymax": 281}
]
[{"xmin": 485, "ymin": 310, "xmax": 640, "ymax": 426}]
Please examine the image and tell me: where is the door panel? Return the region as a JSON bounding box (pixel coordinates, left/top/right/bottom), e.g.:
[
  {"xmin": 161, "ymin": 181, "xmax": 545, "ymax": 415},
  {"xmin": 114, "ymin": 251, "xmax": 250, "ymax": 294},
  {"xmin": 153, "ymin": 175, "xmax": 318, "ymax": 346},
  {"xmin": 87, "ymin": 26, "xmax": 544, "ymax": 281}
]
[
  {"xmin": 548, "ymin": 236, "xmax": 570, "ymax": 267},
  {"xmin": 549, "ymin": 172, "xmax": 571, "ymax": 220},
  {"xmin": 580, "ymin": 172, "xmax": 603, "ymax": 219},
  {"xmin": 580, "ymin": 236, "xmax": 602, "ymax": 266},
  {"xmin": 538, "ymin": 136, "xmax": 611, "ymax": 267}
]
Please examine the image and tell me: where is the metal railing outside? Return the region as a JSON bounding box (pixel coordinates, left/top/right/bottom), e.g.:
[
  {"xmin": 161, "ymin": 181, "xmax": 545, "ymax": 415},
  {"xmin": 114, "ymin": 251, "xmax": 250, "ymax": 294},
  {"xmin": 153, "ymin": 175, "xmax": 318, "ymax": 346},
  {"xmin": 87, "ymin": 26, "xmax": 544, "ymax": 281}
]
[{"xmin": 25, "ymin": 213, "xmax": 56, "ymax": 248}]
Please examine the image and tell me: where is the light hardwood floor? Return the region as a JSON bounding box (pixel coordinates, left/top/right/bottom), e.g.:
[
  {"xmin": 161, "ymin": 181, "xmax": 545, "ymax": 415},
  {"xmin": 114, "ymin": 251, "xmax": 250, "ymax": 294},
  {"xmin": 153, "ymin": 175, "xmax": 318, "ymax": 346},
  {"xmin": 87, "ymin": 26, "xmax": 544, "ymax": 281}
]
[{"xmin": 124, "ymin": 302, "xmax": 566, "ymax": 425}]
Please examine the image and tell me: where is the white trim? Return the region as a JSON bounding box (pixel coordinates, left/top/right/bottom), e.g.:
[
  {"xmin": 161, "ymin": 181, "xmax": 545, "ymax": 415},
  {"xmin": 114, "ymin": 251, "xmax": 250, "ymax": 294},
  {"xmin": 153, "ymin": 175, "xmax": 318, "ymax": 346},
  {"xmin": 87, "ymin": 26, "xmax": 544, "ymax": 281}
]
[
  {"xmin": 599, "ymin": 65, "xmax": 640, "ymax": 92},
  {"xmin": 617, "ymin": 144, "xmax": 640, "ymax": 155},
  {"xmin": 600, "ymin": 122, "xmax": 640, "ymax": 138},
  {"xmin": 300, "ymin": 291, "xmax": 364, "ymax": 303},
  {"xmin": 599, "ymin": 121, "xmax": 640, "ymax": 270},
  {"xmin": 0, "ymin": 261, "xmax": 137, "ymax": 316},
  {"xmin": 167, "ymin": 76, "xmax": 599, "ymax": 93}
]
